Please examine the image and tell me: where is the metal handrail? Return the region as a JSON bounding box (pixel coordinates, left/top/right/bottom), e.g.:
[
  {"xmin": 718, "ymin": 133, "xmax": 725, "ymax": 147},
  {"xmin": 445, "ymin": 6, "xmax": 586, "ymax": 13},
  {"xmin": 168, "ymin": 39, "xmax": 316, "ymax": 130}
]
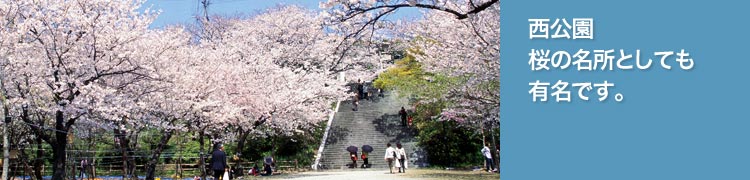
[{"xmin": 312, "ymin": 101, "xmax": 340, "ymax": 170}]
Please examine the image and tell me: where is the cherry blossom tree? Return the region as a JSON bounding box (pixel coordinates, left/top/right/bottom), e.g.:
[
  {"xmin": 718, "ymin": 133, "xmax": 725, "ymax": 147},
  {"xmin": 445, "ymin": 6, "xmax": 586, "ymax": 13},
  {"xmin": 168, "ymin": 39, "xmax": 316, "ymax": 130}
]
[
  {"xmin": 320, "ymin": 0, "xmax": 499, "ymax": 39},
  {"xmin": 194, "ymin": 6, "xmax": 351, "ymax": 169},
  {"xmin": 359, "ymin": 1, "xmax": 499, "ymax": 129},
  {"xmin": 0, "ymin": 0, "xmax": 160, "ymax": 179},
  {"xmin": 406, "ymin": 2, "xmax": 499, "ymax": 126},
  {"xmin": 318, "ymin": 0, "xmax": 502, "ymax": 90},
  {"xmin": 125, "ymin": 28, "xmax": 195, "ymax": 180},
  {"xmin": 0, "ymin": 1, "xmax": 488, "ymax": 179}
]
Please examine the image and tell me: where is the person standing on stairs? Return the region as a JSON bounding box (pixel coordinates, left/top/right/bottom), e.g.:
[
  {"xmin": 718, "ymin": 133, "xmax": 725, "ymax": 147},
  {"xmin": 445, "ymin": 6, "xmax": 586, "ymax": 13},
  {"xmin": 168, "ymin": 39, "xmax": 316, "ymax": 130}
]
[
  {"xmin": 352, "ymin": 95, "xmax": 359, "ymax": 111},
  {"xmin": 357, "ymin": 79, "xmax": 364, "ymax": 99},
  {"xmin": 350, "ymin": 152, "xmax": 358, "ymax": 168},
  {"xmin": 399, "ymin": 107, "xmax": 408, "ymax": 126},
  {"xmin": 384, "ymin": 143, "xmax": 397, "ymax": 174},
  {"xmin": 397, "ymin": 143, "xmax": 408, "ymax": 173},
  {"xmin": 364, "ymin": 83, "xmax": 370, "ymax": 100},
  {"xmin": 361, "ymin": 152, "xmax": 369, "ymax": 168}
]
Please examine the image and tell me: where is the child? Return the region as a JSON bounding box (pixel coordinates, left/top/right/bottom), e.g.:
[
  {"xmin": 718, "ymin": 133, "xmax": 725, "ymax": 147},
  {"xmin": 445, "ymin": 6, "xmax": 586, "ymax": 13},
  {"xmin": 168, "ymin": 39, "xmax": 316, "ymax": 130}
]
[{"xmin": 249, "ymin": 164, "xmax": 260, "ymax": 176}]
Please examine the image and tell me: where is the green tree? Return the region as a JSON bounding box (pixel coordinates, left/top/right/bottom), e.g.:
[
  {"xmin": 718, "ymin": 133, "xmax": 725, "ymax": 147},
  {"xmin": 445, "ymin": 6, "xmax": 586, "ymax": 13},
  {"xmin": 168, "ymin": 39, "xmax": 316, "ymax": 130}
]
[{"xmin": 374, "ymin": 52, "xmax": 486, "ymax": 168}]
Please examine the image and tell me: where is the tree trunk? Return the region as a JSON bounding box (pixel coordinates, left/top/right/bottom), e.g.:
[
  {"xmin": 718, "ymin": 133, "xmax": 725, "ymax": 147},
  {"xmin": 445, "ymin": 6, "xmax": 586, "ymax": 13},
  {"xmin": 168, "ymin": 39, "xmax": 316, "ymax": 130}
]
[
  {"xmin": 145, "ymin": 129, "xmax": 174, "ymax": 180},
  {"xmin": 129, "ymin": 129, "xmax": 141, "ymax": 180},
  {"xmin": 1, "ymin": 98, "xmax": 8, "ymax": 180},
  {"xmin": 19, "ymin": 106, "xmax": 45, "ymax": 180},
  {"xmin": 51, "ymin": 110, "xmax": 68, "ymax": 180},
  {"xmin": 492, "ymin": 123, "xmax": 499, "ymax": 171},
  {"xmin": 87, "ymin": 132, "xmax": 96, "ymax": 180},
  {"xmin": 115, "ymin": 128, "xmax": 130, "ymax": 180},
  {"xmin": 234, "ymin": 128, "xmax": 249, "ymax": 171},
  {"xmin": 33, "ymin": 137, "xmax": 43, "ymax": 180},
  {"xmin": 199, "ymin": 130, "xmax": 206, "ymax": 180},
  {"xmin": 17, "ymin": 145, "xmax": 33, "ymax": 180},
  {"xmin": 70, "ymin": 150, "xmax": 75, "ymax": 180}
]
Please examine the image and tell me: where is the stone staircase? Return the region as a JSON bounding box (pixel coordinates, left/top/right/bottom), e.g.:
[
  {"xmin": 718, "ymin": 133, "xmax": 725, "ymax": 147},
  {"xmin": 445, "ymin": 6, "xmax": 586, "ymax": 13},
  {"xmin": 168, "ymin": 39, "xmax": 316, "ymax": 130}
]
[{"xmin": 318, "ymin": 91, "xmax": 423, "ymax": 170}]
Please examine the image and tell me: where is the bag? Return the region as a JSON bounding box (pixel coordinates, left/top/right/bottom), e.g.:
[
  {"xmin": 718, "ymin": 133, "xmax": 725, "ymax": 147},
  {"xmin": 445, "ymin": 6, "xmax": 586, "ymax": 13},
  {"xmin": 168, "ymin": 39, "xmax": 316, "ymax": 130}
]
[
  {"xmin": 392, "ymin": 151, "xmax": 397, "ymax": 158},
  {"xmin": 223, "ymin": 171, "xmax": 230, "ymax": 180}
]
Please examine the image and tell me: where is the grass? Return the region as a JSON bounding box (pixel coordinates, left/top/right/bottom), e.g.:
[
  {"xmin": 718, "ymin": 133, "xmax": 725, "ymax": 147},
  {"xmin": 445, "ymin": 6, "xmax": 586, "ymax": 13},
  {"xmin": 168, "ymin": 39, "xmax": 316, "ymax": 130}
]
[{"xmin": 404, "ymin": 168, "xmax": 500, "ymax": 180}]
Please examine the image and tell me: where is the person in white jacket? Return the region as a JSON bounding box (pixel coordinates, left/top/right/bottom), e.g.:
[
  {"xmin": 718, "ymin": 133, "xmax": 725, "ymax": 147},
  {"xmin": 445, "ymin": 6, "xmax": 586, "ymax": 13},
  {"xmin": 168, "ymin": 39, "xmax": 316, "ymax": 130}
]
[
  {"xmin": 384, "ymin": 143, "xmax": 397, "ymax": 174},
  {"xmin": 481, "ymin": 143, "xmax": 497, "ymax": 172},
  {"xmin": 396, "ymin": 143, "xmax": 408, "ymax": 173}
]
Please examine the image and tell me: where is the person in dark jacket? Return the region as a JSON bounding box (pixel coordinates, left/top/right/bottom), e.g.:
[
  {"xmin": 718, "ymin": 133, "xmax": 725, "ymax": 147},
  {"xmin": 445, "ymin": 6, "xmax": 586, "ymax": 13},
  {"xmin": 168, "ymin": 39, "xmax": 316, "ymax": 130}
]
[
  {"xmin": 211, "ymin": 144, "xmax": 228, "ymax": 180},
  {"xmin": 262, "ymin": 156, "xmax": 274, "ymax": 176},
  {"xmin": 399, "ymin": 107, "xmax": 408, "ymax": 126},
  {"xmin": 363, "ymin": 83, "xmax": 369, "ymax": 100},
  {"xmin": 357, "ymin": 79, "xmax": 364, "ymax": 99},
  {"xmin": 80, "ymin": 159, "xmax": 88, "ymax": 179}
]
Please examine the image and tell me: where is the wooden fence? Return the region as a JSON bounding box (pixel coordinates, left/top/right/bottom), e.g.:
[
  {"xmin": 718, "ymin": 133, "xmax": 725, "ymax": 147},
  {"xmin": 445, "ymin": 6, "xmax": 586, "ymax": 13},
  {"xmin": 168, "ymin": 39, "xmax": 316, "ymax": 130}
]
[{"xmin": 7, "ymin": 159, "xmax": 302, "ymax": 178}]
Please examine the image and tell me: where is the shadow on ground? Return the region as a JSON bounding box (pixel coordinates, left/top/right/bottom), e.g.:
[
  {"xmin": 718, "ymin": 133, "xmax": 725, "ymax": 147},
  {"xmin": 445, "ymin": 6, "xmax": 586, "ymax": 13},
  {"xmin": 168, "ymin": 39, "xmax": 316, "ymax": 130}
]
[
  {"xmin": 406, "ymin": 169, "xmax": 500, "ymax": 180},
  {"xmin": 326, "ymin": 126, "xmax": 350, "ymax": 145},
  {"xmin": 372, "ymin": 114, "xmax": 417, "ymax": 143}
]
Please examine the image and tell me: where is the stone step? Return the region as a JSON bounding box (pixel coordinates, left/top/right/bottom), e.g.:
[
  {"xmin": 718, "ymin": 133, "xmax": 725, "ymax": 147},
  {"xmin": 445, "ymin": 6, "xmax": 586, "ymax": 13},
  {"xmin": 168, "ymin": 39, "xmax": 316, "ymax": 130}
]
[{"xmin": 318, "ymin": 91, "xmax": 417, "ymax": 170}]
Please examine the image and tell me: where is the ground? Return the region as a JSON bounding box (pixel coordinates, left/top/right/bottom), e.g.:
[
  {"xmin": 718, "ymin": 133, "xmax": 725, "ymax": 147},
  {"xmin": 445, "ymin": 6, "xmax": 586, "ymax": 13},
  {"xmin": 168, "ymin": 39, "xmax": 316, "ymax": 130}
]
[
  {"xmin": 10, "ymin": 169, "xmax": 499, "ymax": 180},
  {"xmin": 239, "ymin": 169, "xmax": 499, "ymax": 180}
]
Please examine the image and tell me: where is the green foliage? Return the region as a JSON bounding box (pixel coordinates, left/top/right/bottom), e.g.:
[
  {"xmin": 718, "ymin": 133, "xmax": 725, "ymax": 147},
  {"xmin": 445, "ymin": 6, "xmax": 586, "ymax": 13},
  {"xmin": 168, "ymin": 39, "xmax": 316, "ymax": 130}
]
[
  {"xmin": 406, "ymin": 101, "xmax": 483, "ymax": 167},
  {"xmin": 374, "ymin": 52, "xmax": 485, "ymax": 168},
  {"xmin": 233, "ymin": 120, "xmax": 327, "ymax": 167},
  {"xmin": 373, "ymin": 53, "xmax": 425, "ymax": 91},
  {"xmin": 41, "ymin": 121, "xmax": 327, "ymax": 177},
  {"xmin": 417, "ymin": 120, "xmax": 484, "ymax": 167},
  {"xmin": 373, "ymin": 53, "xmax": 463, "ymax": 103}
]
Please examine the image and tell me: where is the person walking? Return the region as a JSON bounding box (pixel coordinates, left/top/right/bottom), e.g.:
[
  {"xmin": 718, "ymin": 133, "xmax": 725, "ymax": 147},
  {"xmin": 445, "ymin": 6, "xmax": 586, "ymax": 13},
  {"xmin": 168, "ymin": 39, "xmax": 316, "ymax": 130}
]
[
  {"xmin": 211, "ymin": 144, "xmax": 228, "ymax": 180},
  {"xmin": 399, "ymin": 107, "xmax": 408, "ymax": 126},
  {"xmin": 481, "ymin": 143, "xmax": 497, "ymax": 172},
  {"xmin": 80, "ymin": 159, "xmax": 88, "ymax": 179},
  {"xmin": 350, "ymin": 152, "xmax": 358, "ymax": 168},
  {"xmin": 360, "ymin": 152, "xmax": 369, "ymax": 168},
  {"xmin": 352, "ymin": 95, "xmax": 359, "ymax": 111},
  {"xmin": 396, "ymin": 143, "xmax": 407, "ymax": 173},
  {"xmin": 357, "ymin": 79, "xmax": 364, "ymax": 99},
  {"xmin": 384, "ymin": 143, "xmax": 397, "ymax": 174},
  {"xmin": 363, "ymin": 83, "xmax": 369, "ymax": 100}
]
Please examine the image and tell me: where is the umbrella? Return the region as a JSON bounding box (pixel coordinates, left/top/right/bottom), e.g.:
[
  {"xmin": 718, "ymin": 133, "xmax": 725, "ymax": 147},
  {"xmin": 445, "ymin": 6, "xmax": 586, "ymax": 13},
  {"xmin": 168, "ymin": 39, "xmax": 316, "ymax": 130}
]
[
  {"xmin": 264, "ymin": 156, "xmax": 273, "ymax": 165},
  {"xmin": 362, "ymin": 145, "xmax": 373, "ymax": 153},
  {"xmin": 346, "ymin": 146, "xmax": 358, "ymax": 153}
]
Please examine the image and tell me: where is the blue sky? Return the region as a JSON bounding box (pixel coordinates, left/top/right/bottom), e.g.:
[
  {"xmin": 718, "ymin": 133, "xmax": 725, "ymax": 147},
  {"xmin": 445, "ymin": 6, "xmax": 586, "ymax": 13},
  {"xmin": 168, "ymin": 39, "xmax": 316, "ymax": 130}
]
[{"xmin": 142, "ymin": 0, "xmax": 423, "ymax": 28}]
